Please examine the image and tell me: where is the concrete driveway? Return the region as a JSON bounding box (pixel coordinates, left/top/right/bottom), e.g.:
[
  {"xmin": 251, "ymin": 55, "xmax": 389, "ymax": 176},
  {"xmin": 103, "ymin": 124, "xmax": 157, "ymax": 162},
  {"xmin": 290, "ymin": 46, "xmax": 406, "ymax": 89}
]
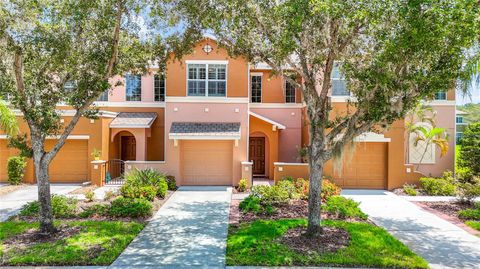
[
  {"xmin": 112, "ymin": 186, "xmax": 232, "ymax": 268},
  {"xmin": 343, "ymin": 190, "xmax": 480, "ymax": 269},
  {"xmin": 0, "ymin": 184, "xmax": 81, "ymax": 221}
]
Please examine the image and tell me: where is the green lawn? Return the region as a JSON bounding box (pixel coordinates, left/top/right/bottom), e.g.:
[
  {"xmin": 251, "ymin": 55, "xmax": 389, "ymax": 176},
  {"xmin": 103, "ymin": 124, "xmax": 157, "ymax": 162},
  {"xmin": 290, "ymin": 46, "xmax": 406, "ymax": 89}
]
[
  {"xmin": 227, "ymin": 219, "xmax": 428, "ymax": 268},
  {"xmin": 0, "ymin": 221, "xmax": 144, "ymax": 266},
  {"xmin": 466, "ymin": 221, "xmax": 480, "ymax": 231}
]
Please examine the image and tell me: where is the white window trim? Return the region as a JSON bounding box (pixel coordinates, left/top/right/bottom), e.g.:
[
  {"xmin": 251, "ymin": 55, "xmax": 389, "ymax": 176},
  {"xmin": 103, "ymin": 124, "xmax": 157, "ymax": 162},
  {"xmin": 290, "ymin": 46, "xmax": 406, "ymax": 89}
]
[
  {"xmin": 125, "ymin": 74, "xmax": 142, "ymax": 102},
  {"xmin": 284, "ymin": 79, "xmax": 296, "ymax": 103},
  {"xmin": 186, "ymin": 62, "xmax": 228, "ymax": 97},
  {"xmin": 153, "ymin": 73, "xmax": 166, "ymax": 102},
  {"xmin": 331, "ymin": 64, "xmax": 350, "ymax": 97},
  {"xmin": 250, "ymin": 74, "xmax": 262, "ymax": 103}
]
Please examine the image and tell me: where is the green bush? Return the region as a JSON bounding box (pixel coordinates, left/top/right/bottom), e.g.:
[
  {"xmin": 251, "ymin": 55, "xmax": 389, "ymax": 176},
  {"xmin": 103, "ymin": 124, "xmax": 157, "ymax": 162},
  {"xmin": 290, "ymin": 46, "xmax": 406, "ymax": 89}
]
[
  {"xmin": 120, "ymin": 168, "xmax": 169, "ymax": 199},
  {"xmin": 239, "ymin": 195, "xmax": 275, "ymax": 215},
  {"xmin": 78, "ymin": 204, "xmax": 109, "ymax": 218},
  {"xmin": 322, "ymin": 196, "xmax": 368, "ymax": 220},
  {"xmin": 419, "ymin": 177, "xmax": 456, "ymax": 196},
  {"xmin": 109, "ymin": 197, "xmax": 152, "ymax": 218},
  {"xmin": 277, "ymin": 180, "xmax": 298, "ymax": 199},
  {"xmin": 19, "ymin": 195, "xmax": 78, "ymax": 218},
  {"xmin": 104, "ymin": 190, "xmax": 115, "ymax": 201},
  {"xmin": 156, "ymin": 180, "xmax": 168, "ymax": 198},
  {"xmin": 239, "ymin": 195, "xmax": 262, "ymax": 213},
  {"xmin": 458, "ymin": 123, "xmax": 480, "ymax": 175},
  {"xmin": 458, "ymin": 208, "xmax": 480, "ymax": 220},
  {"xmin": 85, "ymin": 190, "xmax": 95, "ymax": 202},
  {"xmin": 238, "ymin": 178, "xmax": 248, "ymax": 192},
  {"xmin": 7, "ymin": 156, "xmax": 27, "ymax": 185},
  {"xmin": 166, "ymin": 175, "xmax": 177, "ymax": 190},
  {"xmin": 321, "ymin": 179, "xmax": 341, "ymax": 202},
  {"xmin": 403, "ymin": 184, "xmax": 418, "ymax": 196},
  {"xmin": 456, "ymin": 180, "xmax": 480, "ymax": 204},
  {"xmin": 456, "ymin": 167, "xmax": 475, "ymax": 184},
  {"xmin": 251, "ymin": 184, "xmax": 290, "ymax": 205}
]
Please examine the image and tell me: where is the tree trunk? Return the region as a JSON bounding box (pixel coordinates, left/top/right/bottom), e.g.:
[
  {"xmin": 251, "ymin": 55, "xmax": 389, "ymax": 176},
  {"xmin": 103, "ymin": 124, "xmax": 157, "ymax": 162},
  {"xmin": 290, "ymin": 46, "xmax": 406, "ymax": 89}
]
[
  {"xmin": 32, "ymin": 139, "xmax": 56, "ymax": 234},
  {"xmin": 306, "ymin": 141, "xmax": 325, "ymax": 236}
]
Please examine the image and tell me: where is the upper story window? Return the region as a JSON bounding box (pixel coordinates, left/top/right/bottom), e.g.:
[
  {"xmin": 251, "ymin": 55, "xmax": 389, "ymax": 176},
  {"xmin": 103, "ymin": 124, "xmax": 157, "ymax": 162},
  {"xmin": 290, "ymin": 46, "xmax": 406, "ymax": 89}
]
[
  {"xmin": 187, "ymin": 63, "xmax": 226, "ymax": 97},
  {"xmin": 456, "ymin": 116, "xmax": 464, "ymax": 124},
  {"xmin": 251, "ymin": 75, "xmax": 262, "ymax": 103},
  {"xmin": 97, "ymin": 90, "xmax": 108, "ymax": 101},
  {"xmin": 154, "ymin": 74, "xmax": 165, "ymax": 102},
  {"xmin": 434, "ymin": 91, "xmax": 447, "ymax": 100},
  {"xmin": 285, "ymin": 80, "xmax": 296, "ymax": 103},
  {"xmin": 64, "ymin": 81, "xmax": 76, "ymax": 91},
  {"xmin": 126, "ymin": 74, "xmax": 141, "ymax": 101},
  {"xmin": 331, "ymin": 64, "xmax": 349, "ymax": 96}
]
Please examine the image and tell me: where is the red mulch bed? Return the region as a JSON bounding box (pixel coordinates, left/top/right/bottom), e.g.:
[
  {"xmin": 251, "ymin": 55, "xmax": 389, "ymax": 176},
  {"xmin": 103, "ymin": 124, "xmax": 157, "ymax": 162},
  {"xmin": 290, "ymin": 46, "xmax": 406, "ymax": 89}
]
[
  {"xmin": 278, "ymin": 226, "xmax": 350, "ymax": 254},
  {"xmin": 415, "ymin": 201, "xmax": 480, "ymax": 236},
  {"xmin": 230, "ymin": 198, "xmax": 369, "ymax": 224}
]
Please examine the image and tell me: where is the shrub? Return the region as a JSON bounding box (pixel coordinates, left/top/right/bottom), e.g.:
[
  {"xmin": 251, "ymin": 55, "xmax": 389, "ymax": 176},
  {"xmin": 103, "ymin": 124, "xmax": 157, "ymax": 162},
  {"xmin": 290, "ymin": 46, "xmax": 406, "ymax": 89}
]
[
  {"xmin": 104, "ymin": 190, "xmax": 115, "ymax": 201},
  {"xmin": 456, "ymin": 167, "xmax": 475, "ymax": 184},
  {"xmin": 251, "ymin": 184, "xmax": 289, "ymax": 205},
  {"xmin": 7, "ymin": 156, "xmax": 27, "ymax": 185},
  {"xmin": 321, "ymin": 179, "xmax": 341, "ymax": 202},
  {"xmin": 277, "ymin": 180, "xmax": 298, "ymax": 199},
  {"xmin": 403, "ymin": 184, "xmax": 418, "ymax": 196},
  {"xmin": 458, "ymin": 208, "xmax": 480, "ymax": 220},
  {"xmin": 239, "ymin": 195, "xmax": 262, "ymax": 213},
  {"xmin": 109, "ymin": 197, "xmax": 152, "ymax": 218},
  {"xmin": 458, "ymin": 123, "xmax": 480, "ymax": 175},
  {"xmin": 166, "ymin": 175, "xmax": 177, "ymax": 190},
  {"xmin": 19, "ymin": 195, "xmax": 78, "ymax": 218},
  {"xmin": 419, "ymin": 177, "xmax": 456, "ymax": 196},
  {"xmin": 322, "ymin": 196, "xmax": 368, "ymax": 220},
  {"xmin": 156, "ymin": 180, "xmax": 168, "ymax": 198},
  {"xmin": 78, "ymin": 204, "xmax": 109, "ymax": 218},
  {"xmin": 121, "ymin": 168, "xmax": 168, "ymax": 199},
  {"xmin": 456, "ymin": 179, "xmax": 480, "ymax": 204},
  {"xmin": 238, "ymin": 178, "xmax": 248, "ymax": 192},
  {"xmin": 85, "ymin": 190, "xmax": 95, "ymax": 202},
  {"xmin": 282, "ymin": 177, "xmax": 308, "ymax": 199}
]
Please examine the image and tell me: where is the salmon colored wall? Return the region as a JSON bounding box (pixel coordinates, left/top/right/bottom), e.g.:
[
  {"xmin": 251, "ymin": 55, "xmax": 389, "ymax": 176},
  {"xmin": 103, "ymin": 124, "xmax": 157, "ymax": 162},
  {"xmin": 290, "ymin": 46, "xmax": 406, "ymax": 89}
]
[
  {"xmin": 163, "ymin": 102, "xmax": 249, "ymax": 186},
  {"xmin": 250, "ymin": 70, "xmax": 302, "ymax": 103},
  {"xmin": 273, "ymin": 163, "xmax": 309, "ymax": 182},
  {"xmin": 414, "ymin": 105, "xmax": 455, "ymax": 177},
  {"xmin": 98, "ymin": 107, "xmax": 165, "ymax": 161},
  {"xmin": 0, "ymin": 115, "xmax": 110, "ymax": 184},
  {"xmin": 249, "ymin": 115, "xmax": 279, "ymax": 179},
  {"xmin": 251, "ymin": 108, "xmax": 303, "ymax": 162},
  {"xmin": 107, "ymin": 74, "xmax": 155, "ymax": 102},
  {"xmin": 166, "ymin": 39, "xmax": 249, "ymax": 98}
]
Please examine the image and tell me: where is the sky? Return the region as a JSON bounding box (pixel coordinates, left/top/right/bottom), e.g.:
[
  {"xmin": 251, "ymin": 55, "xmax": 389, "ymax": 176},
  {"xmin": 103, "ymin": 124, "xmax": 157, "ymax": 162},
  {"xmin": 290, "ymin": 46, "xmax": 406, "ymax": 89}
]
[{"xmin": 456, "ymin": 80, "xmax": 480, "ymax": 105}]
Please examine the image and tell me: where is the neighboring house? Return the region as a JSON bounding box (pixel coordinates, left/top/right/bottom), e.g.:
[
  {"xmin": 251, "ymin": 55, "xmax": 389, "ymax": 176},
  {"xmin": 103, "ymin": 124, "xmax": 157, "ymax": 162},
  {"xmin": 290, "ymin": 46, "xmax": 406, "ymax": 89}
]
[
  {"xmin": 455, "ymin": 110, "xmax": 469, "ymax": 143},
  {"xmin": 0, "ymin": 38, "xmax": 455, "ymax": 189}
]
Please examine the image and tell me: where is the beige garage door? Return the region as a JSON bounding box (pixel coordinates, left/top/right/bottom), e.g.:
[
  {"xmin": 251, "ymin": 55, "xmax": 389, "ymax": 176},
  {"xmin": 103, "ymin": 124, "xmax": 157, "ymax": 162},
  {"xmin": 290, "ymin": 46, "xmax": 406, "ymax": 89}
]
[
  {"xmin": 332, "ymin": 142, "xmax": 387, "ymax": 189},
  {"xmin": 182, "ymin": 140, "xmax": 233, "ymax": 185},
  {"xmin": 46, "ymin": 140, "xmax": 89, "ymax": 183},
  {"xmin": 0, "ymin": 140, "xmax": 10, "ymax": 182}
]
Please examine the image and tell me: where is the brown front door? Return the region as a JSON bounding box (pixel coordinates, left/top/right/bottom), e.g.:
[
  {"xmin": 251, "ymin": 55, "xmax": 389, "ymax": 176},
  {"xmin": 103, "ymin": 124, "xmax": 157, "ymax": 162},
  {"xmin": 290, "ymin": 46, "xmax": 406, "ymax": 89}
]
[
  {"xmin": 121, "ymin": 136, "xmax": 136, "ymax": 161},
  {"xmin": 249, "ymin": 137, "xmax": 265, "ymax": 175}
]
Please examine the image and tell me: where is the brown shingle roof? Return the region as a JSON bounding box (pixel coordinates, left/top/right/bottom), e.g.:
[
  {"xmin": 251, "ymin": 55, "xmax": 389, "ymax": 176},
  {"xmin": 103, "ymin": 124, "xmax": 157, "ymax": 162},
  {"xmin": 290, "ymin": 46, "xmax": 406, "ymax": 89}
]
[
  {"xmin": 110, "ymin": 112, "xmax": 157, "ymax": 128},
  {"xmin": 169, "ymin": 122, "xmax": 241, "ymax": 137}
]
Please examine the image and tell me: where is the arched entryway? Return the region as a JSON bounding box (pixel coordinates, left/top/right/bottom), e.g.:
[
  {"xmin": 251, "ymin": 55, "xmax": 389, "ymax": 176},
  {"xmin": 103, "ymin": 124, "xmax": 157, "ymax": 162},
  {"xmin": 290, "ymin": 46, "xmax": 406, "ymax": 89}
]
[{"xmin": 111, "ymin": 131, "xmax": 136, "ymax": 161}]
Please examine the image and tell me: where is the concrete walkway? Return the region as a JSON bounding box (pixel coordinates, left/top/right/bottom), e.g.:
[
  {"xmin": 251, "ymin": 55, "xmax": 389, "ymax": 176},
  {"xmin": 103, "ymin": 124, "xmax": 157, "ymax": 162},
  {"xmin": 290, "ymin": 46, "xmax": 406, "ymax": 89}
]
[
  {"xmin": 111, "ymin": 186, "xmax": 232, "ymax": 268},
  {"xmin": 0, "ymin": 184, "xmax": 81, "ymax": 221},
  {"xmin": 343, "ymin": 190, "xmax": 480, "ymax": 269}
]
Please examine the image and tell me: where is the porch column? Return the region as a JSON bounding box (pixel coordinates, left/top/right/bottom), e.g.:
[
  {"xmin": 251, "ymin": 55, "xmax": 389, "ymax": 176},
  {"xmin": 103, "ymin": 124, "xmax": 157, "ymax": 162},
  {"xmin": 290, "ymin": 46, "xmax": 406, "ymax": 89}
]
[{"xmin": 134, "ymin": 129, "xmax": 147, "ymax": 161}]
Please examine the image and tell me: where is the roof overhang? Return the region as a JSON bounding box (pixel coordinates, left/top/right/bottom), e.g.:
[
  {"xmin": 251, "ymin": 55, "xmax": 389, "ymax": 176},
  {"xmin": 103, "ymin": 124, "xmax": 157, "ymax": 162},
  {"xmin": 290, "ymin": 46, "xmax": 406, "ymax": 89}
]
[
  {"xmin": 249, "ymin": 111, "xmax": 286, "ymax": 130},
  {"xmin": 109, "ymin": 112, "xmax": 157, "ymax": 129},
  {"xmin": 169, "ymin": 122, "xmax": 241, "ymax": 140}
]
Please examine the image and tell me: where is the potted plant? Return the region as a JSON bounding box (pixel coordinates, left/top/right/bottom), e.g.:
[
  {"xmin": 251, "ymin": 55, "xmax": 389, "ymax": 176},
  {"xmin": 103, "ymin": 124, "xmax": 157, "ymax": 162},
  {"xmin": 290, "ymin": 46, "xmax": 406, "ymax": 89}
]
[{"xmin": 91, "ymin": 148, "xmax": 101, "ymax": 161}]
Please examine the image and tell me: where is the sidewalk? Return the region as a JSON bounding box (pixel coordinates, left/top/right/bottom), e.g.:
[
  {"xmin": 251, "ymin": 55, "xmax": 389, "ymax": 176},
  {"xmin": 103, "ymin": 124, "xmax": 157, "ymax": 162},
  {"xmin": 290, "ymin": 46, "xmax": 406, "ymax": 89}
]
[{"xmin": 343, "ymin": 190, "xmax": 480, "ymax": 269}]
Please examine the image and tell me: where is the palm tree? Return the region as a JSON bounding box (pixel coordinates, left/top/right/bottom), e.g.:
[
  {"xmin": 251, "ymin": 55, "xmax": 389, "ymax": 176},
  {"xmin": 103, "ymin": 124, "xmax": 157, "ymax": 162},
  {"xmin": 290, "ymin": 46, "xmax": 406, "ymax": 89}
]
[
  {"xmin": 0, "ymin": 100, "xmax": 18, "ymax": 136},
  {"xmin": 458, "ymin": 45, "xmax": 480, "ymax": 97},
  {"xmin": 405, "ymin": 104, "xmax": 436, "ymax": 164},
  {"xmin": 412, "ymin": 126, "xmax": 449, "ymax": 170}
]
